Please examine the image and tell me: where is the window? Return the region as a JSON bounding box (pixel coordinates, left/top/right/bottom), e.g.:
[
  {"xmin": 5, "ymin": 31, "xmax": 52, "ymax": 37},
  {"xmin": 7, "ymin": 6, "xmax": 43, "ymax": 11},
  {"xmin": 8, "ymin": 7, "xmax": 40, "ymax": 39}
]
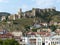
[
  {"xmin": 20, "ymin": 39, "xmax": 22, "ymax": 42},
  {"xmin": 29, "ymin": 39, "xmax": 36, "ymax": 45},
  {"xmin": 49, "ymin": 43, "xmax": 50, "ymax": 45}
]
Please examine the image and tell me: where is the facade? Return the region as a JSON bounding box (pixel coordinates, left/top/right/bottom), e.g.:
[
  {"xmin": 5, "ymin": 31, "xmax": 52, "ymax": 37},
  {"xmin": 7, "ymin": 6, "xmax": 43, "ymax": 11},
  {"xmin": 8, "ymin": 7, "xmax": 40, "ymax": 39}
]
[
  {"xmin": 19, "ymin": 35, "xmax": 42, "ymax": 45},
  {"xmin": 1, "ymin": 16, "xmax": 6, "ymax": 21},
  {"xmin": 0, "ymin": 30, "xmax": 7, "ymax": 34},
  {"xmin": 20, "ymin": 37, "xmax": 28, "ymax": 45},
  {"xmin": 0, "ymin": 8, "xmax": 56, "ymax": 21},
  {"xmin": 17, "ymin": 8, "xmax": 22, "ymax": 18},
  {"xmin": 24, "ymin": 10, "xmax": 33, "ymax": 18},
  {"xmin": 23, "ymin": 8, "xmax": 56, "ymax": 18},
  {"xmin": 50, "ymin": 35, "xmax": 60, "ymax": 45},
  {"xmin": 55, "ymin": 29, "xmax": 60, "ymax": 35},
  {"xmin": 41, "ymin": 28, "xmax": 51, "ymax": 32},
  {"xmin": 45, "ymin": 35, "xmax": 60, "ymax": 45},
  {"xmin": 40, "ymin": 23, "xmax": 48, "ymax": 27},
  {"xmin": 0, "ymin": 33, "xmax": 13, "ymax": 40},
  {"xmin": 11, "ymin": 31, "xmax": 22, "ymax": 37},
  {"xmin": 0, "ymin": 30, "xmax": 13, "ymax": 39},
  {"xmin": 0, "ymin": 29, "xmax": 59, "ymax": 45},
  {"xmin": 8, "ymin": 14, "xmax": 21, "ymax": 20},
  {"xmin": 1, "ymin": 8, "xmax": 56, "ymax": 21},
  {"xmin": 28, "ymin": 35, "xmax": 42, "ymax": 45},
  {"xmin": 45, "ymin": 37, "xmax": 51, "ymax": 45},
  {"xmin": 8, "ymin": 15, "xmax": 14, "ymax": 20},
  {"xmin": 19, "ymin": 35, "xmax": 60, "ymax": 45}
]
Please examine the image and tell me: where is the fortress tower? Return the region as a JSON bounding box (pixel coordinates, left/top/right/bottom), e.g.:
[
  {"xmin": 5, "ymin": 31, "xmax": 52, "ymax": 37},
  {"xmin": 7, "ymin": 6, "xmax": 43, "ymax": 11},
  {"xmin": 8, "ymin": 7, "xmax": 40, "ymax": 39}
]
[
  {"xmin": 32, "ymin": 8, "xmax": 36, "ymax": 17},
  {"xmin": 17, "ymin": 8, "xmax": 22, "ymax": 18}
]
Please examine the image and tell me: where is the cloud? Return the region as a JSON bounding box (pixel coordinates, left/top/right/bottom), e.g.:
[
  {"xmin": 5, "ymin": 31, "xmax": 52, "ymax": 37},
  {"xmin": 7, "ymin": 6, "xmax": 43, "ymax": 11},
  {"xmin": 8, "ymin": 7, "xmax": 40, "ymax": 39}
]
[
  {"xmin": 32, "ymin": 0, "xmax": 56, "ymax": 8},
  {"xmin": 56, "ymin": 0, "xmax": 60, "ymax": 3},
  {"xmin": 20, "ymin": 0, "xmax": 57, "ymax": 11},
  {"xmin": 21, "ymin": 4, "xmax": 29, "ymax": 11},
  {"xmin": 31, "ymin": 0, "xmax": 35, "ymax": 1},
  {"xmin": 0, "ymin": 0, "xmax": 9, "ymax": 3}
]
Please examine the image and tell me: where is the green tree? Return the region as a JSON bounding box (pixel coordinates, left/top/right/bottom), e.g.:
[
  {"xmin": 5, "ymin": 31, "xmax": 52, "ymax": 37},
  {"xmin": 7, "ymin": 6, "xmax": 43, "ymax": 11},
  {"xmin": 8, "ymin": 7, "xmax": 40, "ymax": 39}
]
[
  {"xmin": 50, "ymin": 25, "xmax": 57, "ymax": 32},
  {"xmin": 0, "ymin": 39, "xmax": 19, "ymax": 45},
  {"xmin": 0, "ymin": 39, "xmax": 3, "ymax": 45},
  {"xmin": 32, "ymin": 28, "xmax": 37, "ymax": 32}
]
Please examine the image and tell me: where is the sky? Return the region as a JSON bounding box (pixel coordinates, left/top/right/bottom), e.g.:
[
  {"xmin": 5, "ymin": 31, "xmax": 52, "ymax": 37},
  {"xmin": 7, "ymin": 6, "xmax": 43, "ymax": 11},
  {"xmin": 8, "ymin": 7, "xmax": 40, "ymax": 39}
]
[{"xmin": 0, "ymin": 0, "xmax": 60, "ymax": 14}]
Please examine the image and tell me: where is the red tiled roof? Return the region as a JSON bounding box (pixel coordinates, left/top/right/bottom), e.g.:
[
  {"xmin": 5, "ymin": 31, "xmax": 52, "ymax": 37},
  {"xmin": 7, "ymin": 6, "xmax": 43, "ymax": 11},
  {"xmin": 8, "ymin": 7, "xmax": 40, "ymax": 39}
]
[
  {"xmin": 27, "ymin": 32, "xmax": 36, "ymax": 35},
  {"xmin": 37, "ymin": 32, "xmax": 51, "ymax": 36},
  {"xmin": 0, "ymin": 33, "xmax": 13, "ymax": 38},
  {"xmin": 55, "ymin": 30, "xmax": 60, "ymax": 33},
  {"xmin": 27, "ymin": 32, "xmax": 51, "ymax": 36},
  {"xmin": 14, "ymin": 36, "xmax": 21, "ymax": 39}
]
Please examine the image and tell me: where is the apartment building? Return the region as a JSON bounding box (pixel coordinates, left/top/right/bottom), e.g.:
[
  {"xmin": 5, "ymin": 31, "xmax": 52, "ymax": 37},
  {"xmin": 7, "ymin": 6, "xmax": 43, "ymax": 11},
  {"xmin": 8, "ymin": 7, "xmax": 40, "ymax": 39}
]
[
  {"xmin": 45, "ymin": 35, "xmax": 60, "ymax": 45},
  {"xmin": 20, "ymin": 37, "xmax": 28, "ymax": 45},
  {"xmin": 28, "ymin": 35, "xmax": 42, "ymax": 45},
  {"xmin": 19, "ymin": 35, "xmax": 42, "ymax": 45}
]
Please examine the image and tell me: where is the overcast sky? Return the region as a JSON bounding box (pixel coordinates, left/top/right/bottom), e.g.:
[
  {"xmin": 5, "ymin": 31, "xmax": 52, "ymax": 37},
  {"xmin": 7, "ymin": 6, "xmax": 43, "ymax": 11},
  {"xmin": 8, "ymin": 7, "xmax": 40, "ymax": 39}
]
[{"xmin": 0, "ymin": 0, "xmax": 60, "ymax": 14}]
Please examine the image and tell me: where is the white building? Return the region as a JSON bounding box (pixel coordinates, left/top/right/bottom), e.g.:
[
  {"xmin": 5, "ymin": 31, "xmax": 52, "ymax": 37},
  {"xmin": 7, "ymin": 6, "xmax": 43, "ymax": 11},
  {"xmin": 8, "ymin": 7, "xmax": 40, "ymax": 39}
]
[
  {"xmin": 19, "ymin": 35, "xmax": 42, "ymax": 45},
  {"xmin": 20, "ymin": 37, "xmax": 28, "ymax": 45},
  {"xmin": 45, "ymin": 35, "xmax": 60, "ymax": 45},
  {"xmin": 28, "ymin": 35, "xmax": 42, "ymax": 45},
  {"xmin": 50, "ymin": 35, "xmax": 60, "ymax": 45},
  {"xmin": 45, "ymin": 37, "xmax": 51, "ymax": 45}
]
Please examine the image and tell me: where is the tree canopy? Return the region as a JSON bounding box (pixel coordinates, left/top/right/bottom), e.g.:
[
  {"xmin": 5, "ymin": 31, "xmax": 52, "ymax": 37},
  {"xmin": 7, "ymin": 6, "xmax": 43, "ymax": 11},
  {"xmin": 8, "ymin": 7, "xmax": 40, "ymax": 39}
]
[{"xmin": 0, "ymin": 39, "xmax": 19, "ymax": 45}]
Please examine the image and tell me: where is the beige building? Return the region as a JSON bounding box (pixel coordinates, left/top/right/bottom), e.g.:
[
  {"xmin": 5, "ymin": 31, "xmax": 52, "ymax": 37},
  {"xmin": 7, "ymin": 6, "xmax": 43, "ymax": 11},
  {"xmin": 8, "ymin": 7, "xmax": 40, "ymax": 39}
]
[
  {"xmin": 11, "ymin": 31, "xmax": 22, "ymax": 37},
  {"xmin": 8, "ymin": 15, "xmax": 15, "ymax": 20},
  {"xmin": 1, "ymin": 16, "xmax": 6, "ymax": 21},
  {"xmin": 8, "ymin": 9, "xmax": 22, "ymax": 20},
  {"xmin": 55, "ymin": 29, "xmax": 60, "ymax": 35},
  {"xmin": 8, "ymin": 14, "xmax": 21, "ymax": 20},
  {"xmin": 17, "ymin": 8, "xmax": 22, "ymax": 18}
]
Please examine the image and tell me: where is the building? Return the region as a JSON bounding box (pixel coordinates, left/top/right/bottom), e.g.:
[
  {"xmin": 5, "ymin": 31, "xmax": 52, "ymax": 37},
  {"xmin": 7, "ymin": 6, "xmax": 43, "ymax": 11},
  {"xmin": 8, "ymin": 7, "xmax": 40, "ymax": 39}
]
[
  {"xmin": 45, "ymin": 37, "xmax": 51, "ymax": 45},
  {"xmin": 0, "ymin": 29, "xmax": 13, "ymax": 39},
  {"xmin": 55, "ymin": 29, "xmax": 60, "ymax": 35},
  {"xmin": 11, "ymin": 31, "xmax": 22, "ymax": 37},
  {"xmin": 24, "ymin": 10, "xmax": 33, "ymax": 18},
  {"xmin": 45, "ymin": 35, "xmax": 60, "ymax": 45},
  {"xmin": 20, "ymin": 37, "xmax": 28, "ymax": 45},
  {"xmin": 28, "ymin": 35, "xmax": 42, "ymax": 45},
  {"xmin": 8, "ymin": 15, "xmax": 15, "ymax": 20},
  {"xmin": 17, "ymin": 8, "xmax": 22, "ymax": 18},
  {"xmin": 1, "ymin": 16, "xmax": 6, "ymax": 21},
  {"xmin": 7, "ymin": 8, "xmax": 56, "ymax": 20},
  {"xmin": 0, "ymin": 30, "xmax": 8, "ymax": 34},
  {"xmin": 8, "ymin": 14, "xmax": 21, "ymax": 20},
  {"xmin": 40, "ymin": 23, "xmax": 48, "ymax": 27},
  {"xmin": 50, "ymin": 35, "xmax": 60, "ymax": 45},
  {"xmin": 19, "ymin": 35, "xmax": 42, "ymax": 45},
  {"xmin": 0, "ymin": 33, "xmax": 13, "ymax": 40},
  {"xmin": 41, "ymin": 28, "xmax": 51, "ymax": 32},
  {"xmin": 23, "ymin": 8, "xmax": 56, "ymax": 18}
]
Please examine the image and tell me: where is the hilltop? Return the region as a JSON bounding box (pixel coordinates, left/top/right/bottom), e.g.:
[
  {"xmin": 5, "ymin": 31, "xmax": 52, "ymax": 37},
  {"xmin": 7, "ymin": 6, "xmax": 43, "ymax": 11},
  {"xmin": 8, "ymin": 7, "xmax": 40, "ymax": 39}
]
[
  {"xmin": 0, "ymin": 8, "xmax": 60, "ymax": 32},
  {"xmin": 0, "ymin": 12, "xmax": 10, "ymax": 16}
]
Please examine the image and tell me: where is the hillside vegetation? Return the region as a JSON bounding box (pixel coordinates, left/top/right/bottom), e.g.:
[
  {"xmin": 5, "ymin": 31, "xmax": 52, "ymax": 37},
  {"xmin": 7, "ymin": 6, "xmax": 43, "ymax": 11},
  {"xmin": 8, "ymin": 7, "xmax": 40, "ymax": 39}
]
[
  {"xmin": 0, "ymin": 18, "xmax": 34, "ymax": 31},
  {"xmin": 0, "ymin": 9, "xmax": 60, "ymax": 32}
]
